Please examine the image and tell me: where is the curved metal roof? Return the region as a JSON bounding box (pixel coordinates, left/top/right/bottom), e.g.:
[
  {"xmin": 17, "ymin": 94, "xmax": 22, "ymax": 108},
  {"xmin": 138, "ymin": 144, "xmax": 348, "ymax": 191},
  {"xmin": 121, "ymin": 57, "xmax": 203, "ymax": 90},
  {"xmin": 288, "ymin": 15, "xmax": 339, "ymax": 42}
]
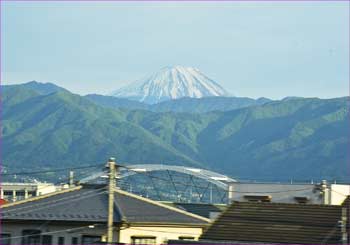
[{"xmin": 81, "ymin": 164, "xmax": 236, "ymax": 190}]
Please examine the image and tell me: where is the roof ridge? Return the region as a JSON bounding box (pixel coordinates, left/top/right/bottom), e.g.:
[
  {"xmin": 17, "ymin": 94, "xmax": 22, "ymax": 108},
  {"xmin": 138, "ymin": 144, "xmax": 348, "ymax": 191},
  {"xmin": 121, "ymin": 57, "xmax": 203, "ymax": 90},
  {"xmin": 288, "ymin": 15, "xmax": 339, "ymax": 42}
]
[
  {"xmin": 113, "ymin": 192, "xmax": 127, "ymax": 223},
  {"xmin": 114, "ymin": 188, "xmax": 210, "ymax": 223},
  {"xmin": 1, "ymin": 186, "xmax": 82, "ymax": 208},
  {"xmin": 232, "ymin": 201, "xmax": 342, "ymax": 207}
]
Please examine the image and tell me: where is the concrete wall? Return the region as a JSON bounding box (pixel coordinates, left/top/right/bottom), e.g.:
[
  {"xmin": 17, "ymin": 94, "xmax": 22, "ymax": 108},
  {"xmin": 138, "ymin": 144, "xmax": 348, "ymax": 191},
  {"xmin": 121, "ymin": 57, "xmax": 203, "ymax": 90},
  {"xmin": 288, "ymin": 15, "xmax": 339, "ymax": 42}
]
[
  {"xmin": 2, "ymin": 222, "xmax": 203, "ymax": 244},
  {"xmin": 119, "ymin": 226, "xmax": 204, "ymax": 244},
  {"xmin": 228, "ymin": 182, "xmax": 322, "ymax": 204},
  {"xmin": 1, "ymin": 222, "xmax": 112, "ymax": 244},
  {"xmin": 330, "ymin": 184, "xmax": 350, "ymax": 205}
]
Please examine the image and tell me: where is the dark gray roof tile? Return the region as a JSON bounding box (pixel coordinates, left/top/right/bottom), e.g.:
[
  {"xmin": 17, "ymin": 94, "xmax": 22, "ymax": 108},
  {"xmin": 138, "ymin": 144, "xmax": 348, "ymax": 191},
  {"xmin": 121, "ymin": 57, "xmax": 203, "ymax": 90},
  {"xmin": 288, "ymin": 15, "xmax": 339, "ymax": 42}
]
[{"xmin": 2, "ymin": 185, "xmax": 208, "ymax": 226}]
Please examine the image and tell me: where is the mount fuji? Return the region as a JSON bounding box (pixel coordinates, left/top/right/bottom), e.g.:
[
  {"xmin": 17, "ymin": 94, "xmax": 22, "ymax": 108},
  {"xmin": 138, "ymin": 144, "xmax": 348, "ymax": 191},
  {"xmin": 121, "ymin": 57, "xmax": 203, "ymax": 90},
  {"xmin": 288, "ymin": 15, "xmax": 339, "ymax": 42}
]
[{"xmin": 110, "ymin": 66, "xmax": 230, "ymax": 104}]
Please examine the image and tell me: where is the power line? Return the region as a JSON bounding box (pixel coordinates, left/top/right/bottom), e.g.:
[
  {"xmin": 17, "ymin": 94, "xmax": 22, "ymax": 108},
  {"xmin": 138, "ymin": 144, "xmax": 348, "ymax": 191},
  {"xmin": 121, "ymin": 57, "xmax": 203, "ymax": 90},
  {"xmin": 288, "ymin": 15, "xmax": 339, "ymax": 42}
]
[
  {"xmin": 118, "ymin": 165, "xmax": 318, "ymax": 194},
  {"xmin": 1, "ymin": 188, "xmax": 106, "ymax": 216},
  {"xmin": 2, "ymin": 186, "xmax": 107, "ymax": 215},
  {"xmin": 2, "ymin": 163, "xmax": 104, "ymax": 176},
  {"xmin": 1, "ymin": 170, "xmax": 93, "ymax": 204},
  {"xmin": 0, "ymin": 224, "xmax": 104, "ymax": 241},
  {"xmin": 4, "ymin": 162, "xmax": 349, "ymax": 201},
  {"xmin": 2, "ymin": 171, "xmax": 102, "ymax": 238}
]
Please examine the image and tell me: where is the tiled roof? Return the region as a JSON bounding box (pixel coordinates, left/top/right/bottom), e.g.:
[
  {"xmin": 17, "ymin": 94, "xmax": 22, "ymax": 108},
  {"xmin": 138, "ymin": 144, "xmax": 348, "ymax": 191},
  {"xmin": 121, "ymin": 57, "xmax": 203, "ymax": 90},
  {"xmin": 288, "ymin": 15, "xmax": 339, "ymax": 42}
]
[
  {"xmin": 342, "ymin": 195, "xmax": 350, "ymax": 206},
  {"xmin": 1, "ymin": 185, "xmax": 209, "ymax": 226},
  {"xmin": 200, "ymin": 201, "xmax": 347, "ymax": 244},
  {"xmin": 114, "ymin": 189, "xmax": 209, "ymax": 225}
]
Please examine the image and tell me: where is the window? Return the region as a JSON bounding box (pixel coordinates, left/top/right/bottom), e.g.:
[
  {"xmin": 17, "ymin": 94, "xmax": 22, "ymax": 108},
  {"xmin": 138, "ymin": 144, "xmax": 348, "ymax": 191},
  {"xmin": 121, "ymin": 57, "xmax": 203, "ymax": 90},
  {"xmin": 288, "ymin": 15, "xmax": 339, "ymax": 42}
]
[
  {"xmin": 3, "ymin": 191, "xmax": 12, "ymax": 196},
  {"xmin": 16, "ymin": 191, "xmax": 25, "ymax": 201},
  {"xmin": 41, "ymin": 235, "xmax": 52, "ymax": 245},
  {"xmin": 244, "ymin": 195, "xmax": 271, "ymax": 203},
  {"xmin": 131, "ymin": 236, "xmax": 156, "ymax": 245},
  {"xmin": 28, "ymin": 191, "xmax": 37, "ymax": 197},
  {"xmin": 71, "ymin": 237, "xmax": 79, "ymax": 245},
  {"xmin": 0, "ymin": 233, "xmax": 11, "ymax": 245},
  {"xmin": 58, "ymin": 237, "xmax": 65, "ymax": 245},
  {"xmin": 21, "ymin": 230, "xmax": 41, "ymax": 245},
  {"xmin": 178, "ymin": 236, "xmax": 195, "ymax": 241},
  {"xmin": 21, "ymin": 230, "xmax": 53, "ymax": 245},
  {"xmin": 82, "ymin": 235, "xmax": 101, "ymax": 244},
  {"xmin": 3, "ymin": 191, "xmax": 13, "ymax": 201}
]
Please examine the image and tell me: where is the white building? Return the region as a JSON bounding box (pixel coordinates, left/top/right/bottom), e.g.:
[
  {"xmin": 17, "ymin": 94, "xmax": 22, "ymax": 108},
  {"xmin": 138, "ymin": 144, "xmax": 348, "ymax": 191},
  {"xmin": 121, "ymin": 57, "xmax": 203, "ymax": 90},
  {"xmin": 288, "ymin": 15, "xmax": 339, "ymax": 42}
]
[
  {"xmin": 0, "ymin": 182, "xmax": 57, "ymax": 202},
  {"xmin": 227, "ymin": 181, "xmax": 350, "ymax": 205}
]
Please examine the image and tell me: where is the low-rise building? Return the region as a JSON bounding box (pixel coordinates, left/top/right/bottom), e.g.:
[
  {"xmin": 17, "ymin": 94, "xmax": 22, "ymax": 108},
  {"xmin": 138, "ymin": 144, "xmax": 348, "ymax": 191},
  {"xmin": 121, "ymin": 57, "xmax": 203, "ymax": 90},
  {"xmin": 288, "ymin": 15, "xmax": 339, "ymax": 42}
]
[
  {"xmin": 1, "ymin": 184, "xmax": 209, "ymax": 245},
  {"xmin": 0, "ymin": 182, "xmax": 57, "ymax": 202},
  {"xmin": 227, "ymin": 181, "xmax": 350, "ymax": 205}
]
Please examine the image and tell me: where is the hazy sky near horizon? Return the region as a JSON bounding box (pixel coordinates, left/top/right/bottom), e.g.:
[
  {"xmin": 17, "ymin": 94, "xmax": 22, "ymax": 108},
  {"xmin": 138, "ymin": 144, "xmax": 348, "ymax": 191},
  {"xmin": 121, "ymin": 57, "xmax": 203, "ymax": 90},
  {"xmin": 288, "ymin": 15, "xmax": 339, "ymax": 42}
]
[{"xmin": 2, "ymin": 2, "xmax": 349, "ymax": 99}]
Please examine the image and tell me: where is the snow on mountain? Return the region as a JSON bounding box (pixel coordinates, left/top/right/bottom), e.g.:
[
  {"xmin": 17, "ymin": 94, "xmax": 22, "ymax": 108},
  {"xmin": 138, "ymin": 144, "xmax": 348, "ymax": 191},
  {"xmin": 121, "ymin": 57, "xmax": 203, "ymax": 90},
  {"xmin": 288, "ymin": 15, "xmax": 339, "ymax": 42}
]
[{"xmin": 110, "ymin": 66, "xmax": 230, "ymax": 104}]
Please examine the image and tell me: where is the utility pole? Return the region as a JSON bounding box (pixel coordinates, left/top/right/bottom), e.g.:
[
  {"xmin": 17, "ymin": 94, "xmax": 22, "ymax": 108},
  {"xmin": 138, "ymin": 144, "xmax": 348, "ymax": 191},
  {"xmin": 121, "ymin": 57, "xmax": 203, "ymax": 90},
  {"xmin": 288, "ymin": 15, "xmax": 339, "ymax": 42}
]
[
  {"xmin": 69, "ymin": 171, "xmax": 74, "ymax": 187},
  {"xmin": 321, "ymin": 180, "xmax": 329, "ymax": 205},
  {"xmin": 107, "ymin": 157, "xmax": 117, "ymax": 245}
]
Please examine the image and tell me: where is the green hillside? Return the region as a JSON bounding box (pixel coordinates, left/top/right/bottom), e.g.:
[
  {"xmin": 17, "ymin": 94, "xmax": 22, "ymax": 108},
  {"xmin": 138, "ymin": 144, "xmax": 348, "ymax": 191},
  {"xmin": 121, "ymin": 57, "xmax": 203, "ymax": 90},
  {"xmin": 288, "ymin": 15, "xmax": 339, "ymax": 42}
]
[
  {"xmin": 125, "ymin": 97, "xmax": 350, "ymax": 181},
  {"xmin": 151, "ymin": 96, "xmax": 271, "ymax": 113},
  {"xmin": 1, "ymin": 87, "xmax": 202, "ymax": 173},
  {"xmin": 2, "ymin": 84, "xmax": 349, "ymax": 181}
]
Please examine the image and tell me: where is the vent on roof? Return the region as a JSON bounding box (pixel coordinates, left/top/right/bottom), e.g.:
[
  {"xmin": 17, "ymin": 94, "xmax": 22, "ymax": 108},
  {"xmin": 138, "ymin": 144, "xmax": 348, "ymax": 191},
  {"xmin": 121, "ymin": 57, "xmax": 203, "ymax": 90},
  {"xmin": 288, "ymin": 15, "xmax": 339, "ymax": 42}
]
[
  {"xmin": 294, "ymin": 196, "xmax": 310, "ymax": 204},
  {"xmin": 244, "ymin": 195, "xmax": 271, "ymax": 203}
]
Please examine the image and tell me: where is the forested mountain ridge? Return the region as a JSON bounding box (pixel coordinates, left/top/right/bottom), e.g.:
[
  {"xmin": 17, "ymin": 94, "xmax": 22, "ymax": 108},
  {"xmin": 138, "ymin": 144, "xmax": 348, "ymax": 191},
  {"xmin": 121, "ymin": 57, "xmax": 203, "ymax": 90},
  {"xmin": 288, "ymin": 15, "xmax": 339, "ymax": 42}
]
[{"xmin": 2, "ymin": 83, "xmax": 349, "ymax": 181}]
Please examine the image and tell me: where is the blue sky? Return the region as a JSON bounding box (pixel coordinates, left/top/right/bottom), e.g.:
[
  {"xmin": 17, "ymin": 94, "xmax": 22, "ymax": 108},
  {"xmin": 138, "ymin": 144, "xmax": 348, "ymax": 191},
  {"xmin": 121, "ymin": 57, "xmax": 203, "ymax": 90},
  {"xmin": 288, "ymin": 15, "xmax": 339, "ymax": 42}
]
[{"xmin": 2, "ymin": 2, "xmax": 349, "ymax": 99}]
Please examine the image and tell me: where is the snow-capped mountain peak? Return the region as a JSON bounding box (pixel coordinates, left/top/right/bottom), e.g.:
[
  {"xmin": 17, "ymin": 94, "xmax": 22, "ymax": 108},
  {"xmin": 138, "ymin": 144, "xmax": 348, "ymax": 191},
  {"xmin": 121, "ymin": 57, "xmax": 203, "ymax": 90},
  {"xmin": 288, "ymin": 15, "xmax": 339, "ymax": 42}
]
[{"xmin": 110, "ymin": 66, "xmax": 230, "ymax": 104}]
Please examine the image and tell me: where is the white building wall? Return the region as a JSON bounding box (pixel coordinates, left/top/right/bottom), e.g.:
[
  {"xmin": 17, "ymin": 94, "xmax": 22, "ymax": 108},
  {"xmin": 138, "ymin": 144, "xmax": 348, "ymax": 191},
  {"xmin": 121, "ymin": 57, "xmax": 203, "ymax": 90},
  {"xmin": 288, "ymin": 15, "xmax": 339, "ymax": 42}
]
[
  {"xmin": 330, "ymin": 184, "xmax": 350, "ymax": 205},
  {"xmin": 228, "ymin": 182, "xmax": 322, "ymax": 204},
  {"xmin": 1, "ymin": 222, "xmax": 112, "ymax": 244},
  {"xmin": 119, "ymin": 226, "xmax": 203, "ymax": 244},
  {"xmin": 0, "ymin": 183, "xmax": 58, "ymax": 202},
  {"xmin": 228, "ymin": 182, "xmax": 350, "ymax": 205},
  {"xmin": 2, "ymin": 223, "xmax": 203, "ymax": 245}
]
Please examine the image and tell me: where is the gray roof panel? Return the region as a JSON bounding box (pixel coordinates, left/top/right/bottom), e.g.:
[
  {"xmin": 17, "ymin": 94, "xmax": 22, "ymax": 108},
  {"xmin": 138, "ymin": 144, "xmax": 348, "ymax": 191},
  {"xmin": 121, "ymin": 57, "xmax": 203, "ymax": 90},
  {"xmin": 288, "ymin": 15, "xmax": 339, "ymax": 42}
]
[{"xmin": 2, "ymin": 185, "xmax": 208, "ymax": 226}]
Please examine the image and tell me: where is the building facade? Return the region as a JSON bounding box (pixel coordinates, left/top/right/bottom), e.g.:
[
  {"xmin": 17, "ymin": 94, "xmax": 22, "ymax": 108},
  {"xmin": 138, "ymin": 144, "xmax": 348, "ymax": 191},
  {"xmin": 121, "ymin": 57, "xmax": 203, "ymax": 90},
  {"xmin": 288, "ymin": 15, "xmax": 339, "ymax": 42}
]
[
  {"xmin": 0, "ymin": 182, "xmax": 57, "ymax": 202},
  {"xmin": 227, "ymin": 181, "xmax": 350, "ymax": 205}
]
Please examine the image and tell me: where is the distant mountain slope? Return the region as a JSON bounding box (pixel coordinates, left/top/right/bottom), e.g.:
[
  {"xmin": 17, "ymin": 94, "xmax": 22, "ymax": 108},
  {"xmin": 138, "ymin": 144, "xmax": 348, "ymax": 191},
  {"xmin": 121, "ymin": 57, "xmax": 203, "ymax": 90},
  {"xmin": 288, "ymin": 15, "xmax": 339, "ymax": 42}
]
[
  {"xmin": 4, "ymin": 80, "xmax": 69, "ymax": 95},
  {"xmin": 2, "ymin": 86, "xmax": 202, "ymax": 172},
  {"xmin": 2, "ymin": 83, "xmax": 349, "ymax": 181},
  {"xmin": 86, "ymin": 94, "xmax": 271, "ymax": 113},
  {"xmin": 152, "ymin": 96, "xmax": 271, "ymax": 113},
  {"xmin": 195, "ymin": 97, "xmax": 350, "ymax": 180},
  {"xmin": 125, "ymin": 97, "xmax": 350, "ymax": 181},
  {"xmin": 110, "ymin": 66, "xmax": 230, "ymax": 104},
  {"xmin": 85, "ymin": 94, "xmax": 149, "ymax": 111}
]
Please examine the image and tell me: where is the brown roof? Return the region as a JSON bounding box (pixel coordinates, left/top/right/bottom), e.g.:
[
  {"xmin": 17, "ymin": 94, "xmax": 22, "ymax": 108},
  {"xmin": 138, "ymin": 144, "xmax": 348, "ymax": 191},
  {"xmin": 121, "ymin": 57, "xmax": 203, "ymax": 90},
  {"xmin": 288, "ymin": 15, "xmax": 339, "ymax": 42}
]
[
  {"xmin": 342, "ymin": 196, "xmax": 350, "ymax": 206},
  {"xmin": 200, "ymin": 201, "xmax": 348, "ymax": 244}
]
